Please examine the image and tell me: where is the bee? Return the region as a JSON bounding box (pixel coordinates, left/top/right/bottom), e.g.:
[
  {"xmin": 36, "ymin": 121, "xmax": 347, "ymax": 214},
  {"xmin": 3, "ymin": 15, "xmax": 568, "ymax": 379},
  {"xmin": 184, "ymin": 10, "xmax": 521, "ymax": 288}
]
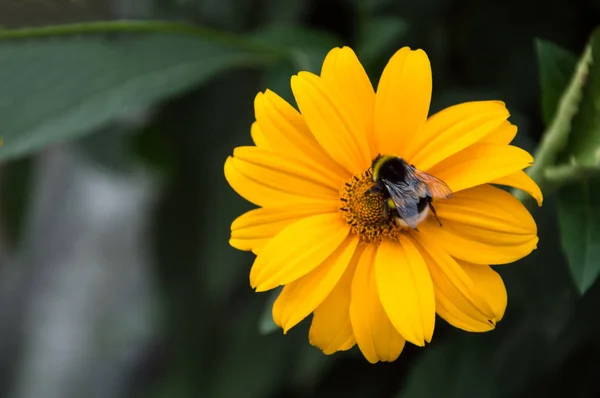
[{"xmin": 369, "ymin": 155, "xmax": 452, "ymax": 229}]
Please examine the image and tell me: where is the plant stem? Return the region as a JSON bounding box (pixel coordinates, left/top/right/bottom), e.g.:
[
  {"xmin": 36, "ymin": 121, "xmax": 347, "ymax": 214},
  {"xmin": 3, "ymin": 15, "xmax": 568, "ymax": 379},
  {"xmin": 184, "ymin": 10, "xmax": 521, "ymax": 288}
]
[
  {"xmin": 0, "ymin": 20, "xmax": 288, "ymax": 60},
  {"xmin": 514, "ymin": 44, "xmax": 592, "ymax": 206}
]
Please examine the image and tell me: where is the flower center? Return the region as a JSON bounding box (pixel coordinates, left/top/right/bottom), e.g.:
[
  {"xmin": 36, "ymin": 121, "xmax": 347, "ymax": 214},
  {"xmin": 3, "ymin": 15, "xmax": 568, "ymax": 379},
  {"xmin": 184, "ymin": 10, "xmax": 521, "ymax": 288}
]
[{"xmin": 339, "ymin": 170, "xmax": 403, "ymax": 244}]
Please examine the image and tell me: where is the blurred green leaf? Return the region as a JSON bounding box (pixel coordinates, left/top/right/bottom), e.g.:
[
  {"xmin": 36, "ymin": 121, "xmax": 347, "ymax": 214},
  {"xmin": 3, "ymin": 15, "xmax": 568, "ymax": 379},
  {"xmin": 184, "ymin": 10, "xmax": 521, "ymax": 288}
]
[
  {"xmin": 561, "ymin": 28, "xmax": 600, "ymax": 167},
  {"xmin": 517, "ymin": 35, "xmax": 591, "ymax": 204},
  {"xmin": 0, "ymin": 21, "xmax": 279, "ymax": 162},
  {"xmin": 357, "ymin": 16, "xmax": 408, "ymax": 68},
  {"xmin": 536, "ymin": 39, "xmax": 577, "ymax": 126},
  {"xmin": 539, "ymin": 29, "xmax": 600, "ymax": 294},
  {"xmin": 557, "ymin": 178, "xmax": 600, "ymax": 295}
]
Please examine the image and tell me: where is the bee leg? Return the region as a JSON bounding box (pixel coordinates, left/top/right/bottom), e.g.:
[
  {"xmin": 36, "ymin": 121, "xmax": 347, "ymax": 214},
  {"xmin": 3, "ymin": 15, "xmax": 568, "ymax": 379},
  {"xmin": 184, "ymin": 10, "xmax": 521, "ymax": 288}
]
[
  {"xmin": 382, "ymin": 201, "xmax": 389, "ymax": 219},
  {"xmin": 429, "ymin": 202, "xmax": 443, "ymax": 227},
  {"xmin": 367, "ymin": 183, "xmax": 383, "ymax": 195}
]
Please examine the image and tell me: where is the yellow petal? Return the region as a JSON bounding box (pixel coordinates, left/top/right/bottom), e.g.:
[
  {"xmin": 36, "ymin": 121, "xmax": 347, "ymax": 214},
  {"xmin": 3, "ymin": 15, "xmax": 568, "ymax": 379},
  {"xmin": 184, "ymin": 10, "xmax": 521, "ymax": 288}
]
[
  {"xmin": 492, "ymin": 171, "xmax": 543, "ymax": 206},
  {"xmin": 374, "ymin": 47, "xmax": 431, "ymax": 155},
  {"xmin": 410, "ymin": 234, "xmax": 504, "ymax": 332},
  {"xmin": 320, "ymin": 47, "xmax": 376, "ymax": 159},
  {"xmin": 427, "ymin": 143, "xmax": 534, "ymax": 193},
  {"xmin": 375, "ymin": 238, "xmax": 435, "ymax": 346},
  {"xmin": 254, "ymin": 90, "xmax": 349, "ymax": 181},
  {"xmin": 224, "ymin": 147, "xmax": 340, "ymax": 208},
  {"xmin": 408, "ymin": 101, "xmax": 509, "ymax": 170},
  {"xmin": 436, "ymin": 184, "xmax": 537, "ymax": 234},
  {"xmin": 419, "ymin": 185, "xmax": 538, "ymax": 264},
  {"xmin": 309, "ymin": 249, "xmax": 359, "ymax": 355},
  {"xmin": 225, "ymin": 157, "xmax": 301, "ymax": 207},
  {"xmin": 350, "ymin": 245, "xmax": 406, "ymax": 364},
  {"xmin": 459, "ymin": 261, "xmax": 507, "ymax": 322},
  {"xmin": 250, "ymin": 122, "xmax": 269, "ymax": 148},
  {"xmin": 483, "ymin": 120, "xmax": 518, "ymax": 145},
  {"xmin": 230, "ymin": 203, "xmax": 338, "ymax": 253},
  {"xmin": 250, "ymin": 213, "xmax": 350, "ymax": 291},
  {"xmin": 291, "ymin": 71, "xmax": 372, "ymax": 174},
  {"xmin": 271, "ymin": 234, "xmax": 358, "ymax": 333},
  {"xmin": 234, "ymin": 146, "xmax": 341, "ymax": 190}
]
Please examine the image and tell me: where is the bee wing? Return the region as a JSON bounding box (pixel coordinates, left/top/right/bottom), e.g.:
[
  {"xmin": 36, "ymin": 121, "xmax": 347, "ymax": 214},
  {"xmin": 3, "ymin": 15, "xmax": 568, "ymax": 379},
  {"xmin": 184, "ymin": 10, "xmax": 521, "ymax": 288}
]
[
  {"xmin": 382, "ymin": 179, "xmax": 420, "ymax": 229},
  {"xmin": 407, "ymin": 167, "xmax": 453, "ymax": 199}
]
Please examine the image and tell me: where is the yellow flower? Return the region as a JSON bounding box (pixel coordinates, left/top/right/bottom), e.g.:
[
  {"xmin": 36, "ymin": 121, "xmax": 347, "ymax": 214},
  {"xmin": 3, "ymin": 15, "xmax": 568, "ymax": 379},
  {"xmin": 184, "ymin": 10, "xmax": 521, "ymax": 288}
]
[{"xmin": 224, "ymin": 46, "xmax": 542, "ymax": 363}]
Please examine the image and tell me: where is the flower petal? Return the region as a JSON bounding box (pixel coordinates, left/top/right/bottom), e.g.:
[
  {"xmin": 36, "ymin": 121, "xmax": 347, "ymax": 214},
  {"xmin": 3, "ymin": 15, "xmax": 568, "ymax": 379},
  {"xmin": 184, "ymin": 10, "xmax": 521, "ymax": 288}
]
[
  {"xmin": 250, "ymin": 122, "xmax": 269, "ymax": 148},
  {"xmin": 234, "ymin": 146, "xmax": 341, "ymax": 190},
  {"xmin": 483, "ymin": 120, "xmax": 518, "ymax": 145},
  {"xmin": 492, "ymin": 171, "xmax": 543, "ymax": 206},
  {"xmin": 410, "ymin": 234, "xmax": 505, "ymax": 332},
  {"xmin": 375, "ymin": 238, "xmax": 435, "ymax": 346},
  {"xmin": 272, "ymin": 234, "xmax": 359, "ymax": 333},
  {"xmin": 250, "ymin": 213, "xmax": 350, "ymax": 291},
  {"xmin": 309, "ymin": 251, "xmax": 358, "ymax": 355},
  {"xmin": 291, "ymin": 71, "xmax": 372, "ymax": 173},
  {"xmin": 224, "ymin": 146, "xmax": 340, "ymax": 207},
  {"xmin": 374, "ymin": 47, "xmax": 432, "ymax": 155},
  {"xmin": 321, "ymin": 47, "xmax": 376, "ymax": 159},
  {"xmin": 254, "ymin": 90, "xmax": 349, "ymax": 181},
  {"xmin": 427, "ymin": 143, "xmax": 534, "ymax": 193},
  {"xmin": 437, "ymin": 184, "xmax": 537, "ymax": 234},
  {"xmin": 419, "ymin": 185, "xmax": 538, "ymax": 264},
  {"xmin": 408, "ymin": 101, "xmax": 509, "ymax": 170},
  {"xmin": 350, "ymin": 245, "xmax": 406, "ymax": 363},
  {"xmin": 230, "ymin": 203, "xmax": 338, "ymax": 254},
  {"xmin": 459, "ymin": 261, "xmax": 507, "ymax": 322}
]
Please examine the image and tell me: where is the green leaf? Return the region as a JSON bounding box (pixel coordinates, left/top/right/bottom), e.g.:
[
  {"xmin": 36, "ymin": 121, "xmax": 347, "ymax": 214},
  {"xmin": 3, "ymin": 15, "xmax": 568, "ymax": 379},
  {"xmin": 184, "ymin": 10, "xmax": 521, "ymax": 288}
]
[
  {"xmin": 543, "ymin": 29, "xmax": 600, "ymax": 295},
  {"xmin": 0, "ymin": 21, "xmax": 279, "ymax": 162},
  {"xmin": 536, "ymin": 39, "xmax": 578, "ymax": 126},
  {"xmin": 557, "ymin": 178, "xmax": 600, "ymax": 295},
  {"xmin": 561, "ymin": 28, "xmax": 600, "ymax": 167},
  {"xmin": 515, "ymin": 36, "xmax": 591, "ymax": 204},
  {"xmin": 357, "ymin": 16, "xmax": 408, "ymax": 67}
]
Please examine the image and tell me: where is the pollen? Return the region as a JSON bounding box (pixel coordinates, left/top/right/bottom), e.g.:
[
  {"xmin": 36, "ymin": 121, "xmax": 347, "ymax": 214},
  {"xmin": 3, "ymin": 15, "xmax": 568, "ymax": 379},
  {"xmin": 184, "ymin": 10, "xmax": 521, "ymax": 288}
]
[{"xmin": 339, "ymin": 170, "xmax": 402, "ymax": 244}]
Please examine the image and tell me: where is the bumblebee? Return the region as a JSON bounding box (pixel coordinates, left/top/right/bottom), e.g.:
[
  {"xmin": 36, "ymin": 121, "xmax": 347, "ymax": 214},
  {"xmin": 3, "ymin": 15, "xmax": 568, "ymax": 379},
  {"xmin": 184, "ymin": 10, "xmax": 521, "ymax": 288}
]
[{"xmin": 369, "ymin": 155, "xmax": 452, "ymax": 229}]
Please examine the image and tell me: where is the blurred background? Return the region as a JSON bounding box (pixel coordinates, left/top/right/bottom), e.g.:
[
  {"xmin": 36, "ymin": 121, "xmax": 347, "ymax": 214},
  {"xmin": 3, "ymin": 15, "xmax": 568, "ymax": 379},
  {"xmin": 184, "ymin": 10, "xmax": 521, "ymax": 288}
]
[{"xmin": 0, "ymin": 0, "xmax": 600, "ymax": 397}]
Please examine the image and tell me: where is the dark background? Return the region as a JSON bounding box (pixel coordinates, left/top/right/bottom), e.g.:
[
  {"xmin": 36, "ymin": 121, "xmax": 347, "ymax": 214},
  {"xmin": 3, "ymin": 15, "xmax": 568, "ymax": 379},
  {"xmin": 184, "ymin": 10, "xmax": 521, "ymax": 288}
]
[{"xmin": 0, "ymin": 1, "xmax": 599, "ymax": 397}]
